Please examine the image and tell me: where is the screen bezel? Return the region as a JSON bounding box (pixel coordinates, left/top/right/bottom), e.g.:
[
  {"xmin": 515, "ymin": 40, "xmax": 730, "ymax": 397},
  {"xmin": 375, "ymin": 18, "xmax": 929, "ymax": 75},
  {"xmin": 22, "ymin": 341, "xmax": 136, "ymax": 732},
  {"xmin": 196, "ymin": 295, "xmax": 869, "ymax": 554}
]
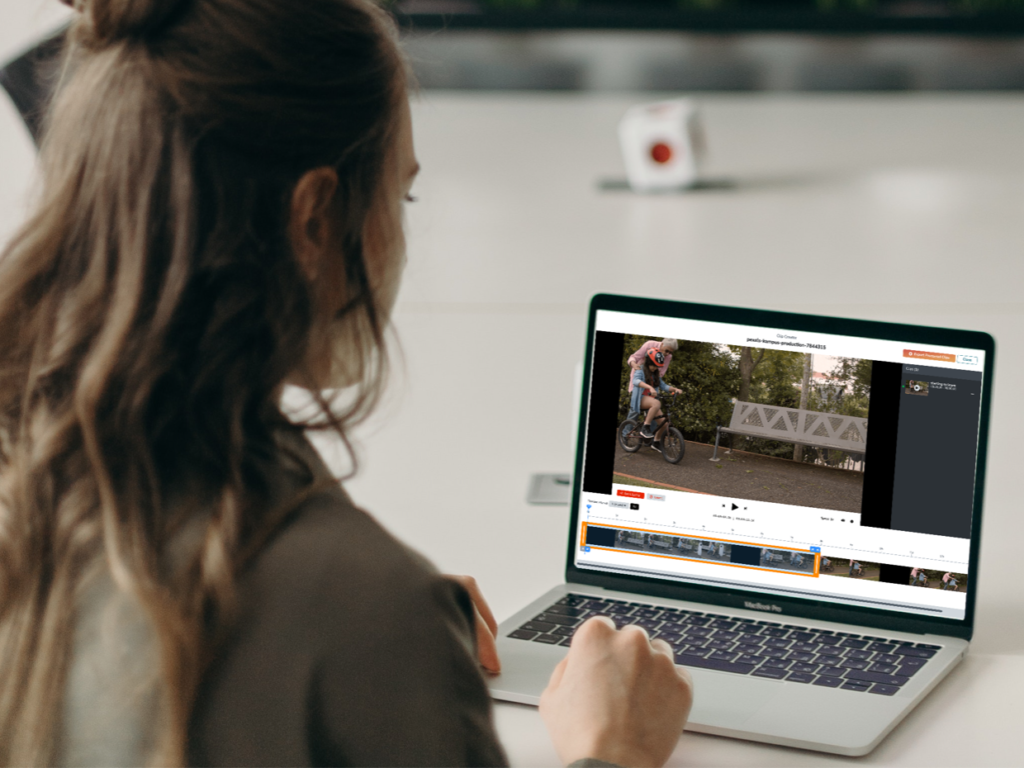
[{"xmin": 565, "ymin": 294, "xmax": 994, "ymax": 641}]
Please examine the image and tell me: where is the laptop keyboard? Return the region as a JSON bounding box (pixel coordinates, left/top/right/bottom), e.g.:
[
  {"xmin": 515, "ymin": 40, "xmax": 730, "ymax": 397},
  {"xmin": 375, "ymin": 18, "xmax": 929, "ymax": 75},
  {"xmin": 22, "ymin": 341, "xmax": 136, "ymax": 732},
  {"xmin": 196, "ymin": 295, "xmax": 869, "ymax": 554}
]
[{"xmin": 508, "ymin": 594, "xmax": 940, "ymax": 696}]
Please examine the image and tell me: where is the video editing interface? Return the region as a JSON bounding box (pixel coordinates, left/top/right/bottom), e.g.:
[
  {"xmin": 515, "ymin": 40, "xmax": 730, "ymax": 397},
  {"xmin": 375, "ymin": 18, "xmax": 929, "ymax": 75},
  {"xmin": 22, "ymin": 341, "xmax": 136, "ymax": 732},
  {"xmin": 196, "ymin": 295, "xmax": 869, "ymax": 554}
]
[{"xmin": 575, "ymin": 310, "xmax": 984, "ymax": 621}]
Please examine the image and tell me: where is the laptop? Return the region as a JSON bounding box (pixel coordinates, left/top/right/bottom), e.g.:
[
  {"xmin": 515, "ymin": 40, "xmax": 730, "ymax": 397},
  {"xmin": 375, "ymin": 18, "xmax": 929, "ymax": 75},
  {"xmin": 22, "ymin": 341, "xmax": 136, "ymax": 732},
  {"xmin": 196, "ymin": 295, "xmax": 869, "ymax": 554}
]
[{"xmin": 488, "ymin": 294, "xmax": 992, "ymax": 756}]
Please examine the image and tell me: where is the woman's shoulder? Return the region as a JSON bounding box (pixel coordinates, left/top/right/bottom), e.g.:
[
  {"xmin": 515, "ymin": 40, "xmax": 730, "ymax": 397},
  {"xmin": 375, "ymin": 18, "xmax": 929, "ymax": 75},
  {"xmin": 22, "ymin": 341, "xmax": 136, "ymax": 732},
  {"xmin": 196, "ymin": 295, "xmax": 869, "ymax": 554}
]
[{"xmin": 241, "ymin": 482, "xmax": 448, "ymax": 629}]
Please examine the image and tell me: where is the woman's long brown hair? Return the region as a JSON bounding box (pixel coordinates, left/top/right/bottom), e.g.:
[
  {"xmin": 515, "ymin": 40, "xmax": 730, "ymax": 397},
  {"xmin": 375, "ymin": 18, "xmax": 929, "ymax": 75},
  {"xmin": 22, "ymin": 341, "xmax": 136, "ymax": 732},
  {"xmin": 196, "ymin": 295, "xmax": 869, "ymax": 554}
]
[
  {"xmin": 643, "ymin": 359, "xmax": 662, "ymax": 392},
  {"xmin": 0, "ymin": 0, "xmax": 406, "ymax": 763}
]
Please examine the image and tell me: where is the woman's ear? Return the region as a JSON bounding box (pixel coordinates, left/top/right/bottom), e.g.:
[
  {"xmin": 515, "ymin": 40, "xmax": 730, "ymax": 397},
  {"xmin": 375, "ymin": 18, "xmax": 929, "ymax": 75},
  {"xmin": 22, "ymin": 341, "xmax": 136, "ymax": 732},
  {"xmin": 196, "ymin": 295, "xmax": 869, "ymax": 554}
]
[{"xmin": 288, "ymin": 167, "xmax": 340, "ymax": 281}]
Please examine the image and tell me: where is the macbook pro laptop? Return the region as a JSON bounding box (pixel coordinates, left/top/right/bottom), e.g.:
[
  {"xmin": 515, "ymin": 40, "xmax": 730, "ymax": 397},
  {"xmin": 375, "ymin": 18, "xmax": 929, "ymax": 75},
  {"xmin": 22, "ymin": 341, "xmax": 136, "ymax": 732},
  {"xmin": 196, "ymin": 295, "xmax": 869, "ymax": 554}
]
[{"xmin": 489, "ymin": 294, "xmax": 992, "ymax": 756}]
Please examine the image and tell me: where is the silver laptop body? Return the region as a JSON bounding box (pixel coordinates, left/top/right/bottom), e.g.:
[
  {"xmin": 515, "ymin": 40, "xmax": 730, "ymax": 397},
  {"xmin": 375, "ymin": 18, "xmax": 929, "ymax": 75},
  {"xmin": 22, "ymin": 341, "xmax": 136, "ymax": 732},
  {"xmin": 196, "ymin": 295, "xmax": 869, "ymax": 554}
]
[{"xmin": 488, "ymin": 295, "xmax": 991, "ymax": 757}]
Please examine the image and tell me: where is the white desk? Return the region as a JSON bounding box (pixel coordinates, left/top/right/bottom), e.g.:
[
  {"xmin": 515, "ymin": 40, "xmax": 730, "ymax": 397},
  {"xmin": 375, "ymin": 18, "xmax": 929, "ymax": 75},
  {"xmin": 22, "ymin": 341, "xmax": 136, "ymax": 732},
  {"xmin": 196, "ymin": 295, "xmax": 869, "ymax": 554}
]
[
  {"xmin": 3, "ymin": 23, "xmax": 1022, "ymax": 761},
  {"xmin": 349, "ymin": 93, "xmax": 1024, "ymax": 766}
]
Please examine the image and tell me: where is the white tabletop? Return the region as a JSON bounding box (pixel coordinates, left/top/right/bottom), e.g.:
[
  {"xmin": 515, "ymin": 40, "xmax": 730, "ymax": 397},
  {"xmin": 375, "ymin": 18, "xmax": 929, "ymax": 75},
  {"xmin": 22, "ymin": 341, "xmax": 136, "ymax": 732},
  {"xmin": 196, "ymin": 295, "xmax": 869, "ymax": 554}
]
[
  {"xmin": 3, "ymin": 13, "xmax": 1022, "ymax": 762},
  {"xmin": 357, "ymin": 92, "xmax": 1024, "ymax": 766}
]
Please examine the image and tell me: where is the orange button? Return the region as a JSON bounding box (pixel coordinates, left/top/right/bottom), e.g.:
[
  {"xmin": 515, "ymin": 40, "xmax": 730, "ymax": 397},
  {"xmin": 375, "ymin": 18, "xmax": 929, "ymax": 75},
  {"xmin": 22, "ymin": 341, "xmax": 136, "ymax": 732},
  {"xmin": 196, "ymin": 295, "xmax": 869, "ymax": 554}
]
[
  {"xmin": 904, "ymin": 349, "xmax": 956, "ymax": 363},
  {"xmin": 617, "ymin": 490, "xmax": 645, "ymax": 499}
]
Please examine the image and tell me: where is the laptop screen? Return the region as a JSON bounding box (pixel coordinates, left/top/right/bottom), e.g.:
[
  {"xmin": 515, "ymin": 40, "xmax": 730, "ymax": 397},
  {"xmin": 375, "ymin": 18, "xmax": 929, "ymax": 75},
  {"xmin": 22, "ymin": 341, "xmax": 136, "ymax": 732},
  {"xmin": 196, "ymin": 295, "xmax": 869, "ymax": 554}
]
[{"xmin": 573, "ymin": 304, "xmax": 989, "ymax": 623}]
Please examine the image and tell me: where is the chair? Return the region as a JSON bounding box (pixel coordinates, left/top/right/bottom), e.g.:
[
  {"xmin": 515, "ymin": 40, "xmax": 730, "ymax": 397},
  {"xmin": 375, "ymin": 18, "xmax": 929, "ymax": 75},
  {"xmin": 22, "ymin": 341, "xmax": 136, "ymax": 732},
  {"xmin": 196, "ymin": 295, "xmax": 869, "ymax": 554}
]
[{"xmin": 0, "ymin": 28, "xmax": 68, "ymax": 146}]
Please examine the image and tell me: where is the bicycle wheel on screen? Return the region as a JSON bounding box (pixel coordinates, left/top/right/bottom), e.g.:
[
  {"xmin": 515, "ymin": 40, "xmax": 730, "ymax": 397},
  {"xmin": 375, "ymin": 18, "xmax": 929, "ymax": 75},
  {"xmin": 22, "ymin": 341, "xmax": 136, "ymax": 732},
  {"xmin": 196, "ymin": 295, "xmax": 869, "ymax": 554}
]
[
  {"xmin": 662, "ymin": 427, "xmax": 685, "ymax": 464},
  {"xmin": 618, "ymin": 419, "xmax": 642, "ymax": 453}
]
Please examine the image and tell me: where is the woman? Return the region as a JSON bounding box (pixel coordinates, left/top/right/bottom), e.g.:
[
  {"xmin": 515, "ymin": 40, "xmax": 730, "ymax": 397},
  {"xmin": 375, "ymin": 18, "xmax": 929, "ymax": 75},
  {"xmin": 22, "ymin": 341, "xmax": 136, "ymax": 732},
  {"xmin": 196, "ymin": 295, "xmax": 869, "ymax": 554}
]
[
  {"xmin": 0, "ymin": 1, "xmax": 691, "ymax": 766},
  {"xmin": 631, "ymin": 349, "xmax": 682, "ymax": 449}
]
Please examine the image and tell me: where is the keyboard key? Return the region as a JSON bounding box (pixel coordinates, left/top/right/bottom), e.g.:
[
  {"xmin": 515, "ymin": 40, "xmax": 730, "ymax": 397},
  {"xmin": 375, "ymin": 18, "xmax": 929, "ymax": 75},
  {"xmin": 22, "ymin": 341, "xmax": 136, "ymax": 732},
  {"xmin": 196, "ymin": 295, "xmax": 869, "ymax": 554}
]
[
  {"xmin": 813, "ymin": 676, "xmax": 844, "ymax": 688},
  {"xmin": 581, "ymin": 599, "xmax": 611, "ymax": 610},
  {"xmin": 790, "ymin": 631, "xmax": 818, "ymax": 643},
  {"xmin": 757, "ymin": 621, "xmax": 783, "ymax": 627},
  {"xmin": 557, "ymin": 595, "xmax": 588, "ymax": 606},
  {"xmin": 875, "ymin": 653, "xmax": 899, "ymax": 664},
  {"xmin": 533, "ymin": 634, "xmax": 562, "ymax": 644},
  {"xmin": 894, "ymin": 646, "xmax": 937, "ymax": 659},
  {"xmin": 786, "ymin": 651, "xmax": 814, "ymax": 663},
  {"xmin": 783, "ymin": 625, "xmax": 807, "ymax": 630},
  {"xmin": 787, "ymin": 672, "xmax": 815, "ymax": 684},
  {"xmin": 759, "ymin": 648, "xmax": 788, "ymax": 659},
  {"xmin": 868, "ymin": 642, "xmax": 897, "ymax": 653},
  {"xmin": 844, "ymin": 670, "xmax": 911, "ymax": 687},
  {"xmin": 535, "ymin": 613, "xmax": 581, "ymax": 627},
  {"xmin": 763, "ymin": 638, "xmax": 793, "ymax": 650},
  {"xmin": 791, "ymin": 663, "xmax": 819, "ymax": 674},
  {"xmin": 686, "ymin": 627, "xmax": 714, "ymax": 637},
  {"xmin": 840, "ymin": 659, "xmax": 870, "ymax": 670},
  {"xmin": 899, "ymin": 656, "xmax": 928, "ymax": 669},
  {"xmin": 710, "ymin": 620, "xmax": 738, "ymax": 630},
  {"xmin": 762, "ymin": 628, "xmax": 789, "ymax": 638},
  {"xmin": 552, "ymin": 626, "xmax": 577, "ymax": 637},
  {"xmin": 835, "ymin": 632, "xmax": 861, "ymax": 638},
  {"xmin": 559, "ymin": 637, "xmax": 574, "ymax": 647},
  {"xmin": 687, "ymin": 617, "xmax": 712, "ymax": 627},
  {"xmin": 792, "ymin": 642, "xmax": 820, "ymax": 653},
  {"xmin": 917, "ymin": 643, "xmax": 942, "ymax": 650},
  {"xmin": 706, "ymin": 639, "xmax": 735, "ymax": 651},
  {"xmin": 735, "ymin": 643, "xmax": 763, "ymax": 656},
  {"xmin": 544, "ymin": 605, "xmax": 589, "ymax": 618},
  {"xmin": 678, "ymin": 647, "xmax": 712, "ymax": 659},
  {"xmin": 753, "ymin": 667, "xmax": 787, "ymax": 680},
  {"xmin": 816, "ymin": 646, "xmax": 843, "ymax": 657},
  {"xmin": 634, "ymin": 608, "xmax": 662, "ymax": 619},
  {"xmin": 675, "ymin": 654, "xmax": 757, "ymax": 675},
  {"xmin": 845, "ymin": 649, "xmax": 873, "ymax": 660},
  {"xmin": 762, "ymin": 659, "xmax": 791, "ymax": 670},
  {"xmin": 839, "ymin": 639, "xmax": 869, "ymax": 649},
  {"xmin": 841, "ymin": 681, "xmax": 871, "ymax": 692},
  {"xmin": 738, "ymin": 633, "xmax": 765, "ymax": 645},
  {"xmin": 870, "ymin": 684, "xmax": 900, "ymax": 696},
  {"xmin": 861, "ymin": 636, "xmax": 887, "ymax": 642},
  {"xmin": 896, "ymin": 665, "xmax": 922, "ymax": 678},
  {"xmin": 714, "ymin": 630, "xmax": 742, "ymax": 641},
  {"xmin": 659, "ymin": 622, "xmax": 688, "ymax": 634},
  {"xmin": 522, "ymin": 620, "xmax": 557, "ymax": 633},
  {"xmin": 709, "ymin": 650, "xmax": 738, "ymax": 662},
  {"xmin": 817, "ymin": 635, "xmax": 842, "ymax": 645},
  {"xmin": 737, "ymin": 653, "xmax": 761, "ymax": 665},
  {"xmin": 508, "ymin": 629, "xmax": 538, "ymax": 640}
]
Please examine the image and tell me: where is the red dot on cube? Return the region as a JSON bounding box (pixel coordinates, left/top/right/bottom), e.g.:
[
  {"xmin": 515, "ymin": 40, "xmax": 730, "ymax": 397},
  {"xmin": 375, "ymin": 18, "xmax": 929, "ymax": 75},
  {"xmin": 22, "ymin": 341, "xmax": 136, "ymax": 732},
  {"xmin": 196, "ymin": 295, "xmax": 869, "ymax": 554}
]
[{"xmin": 650, "ymin": 142, "xmax": 673, "ymax": 164}]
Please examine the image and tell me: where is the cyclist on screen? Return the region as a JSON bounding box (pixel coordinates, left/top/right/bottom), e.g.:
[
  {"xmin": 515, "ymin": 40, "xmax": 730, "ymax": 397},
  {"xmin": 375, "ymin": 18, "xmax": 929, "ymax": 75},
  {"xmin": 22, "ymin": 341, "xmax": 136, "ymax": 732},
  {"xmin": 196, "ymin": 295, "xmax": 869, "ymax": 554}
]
[{"xmin": 629, "ymin": 348, "xmax": 682, "ymax": 452}]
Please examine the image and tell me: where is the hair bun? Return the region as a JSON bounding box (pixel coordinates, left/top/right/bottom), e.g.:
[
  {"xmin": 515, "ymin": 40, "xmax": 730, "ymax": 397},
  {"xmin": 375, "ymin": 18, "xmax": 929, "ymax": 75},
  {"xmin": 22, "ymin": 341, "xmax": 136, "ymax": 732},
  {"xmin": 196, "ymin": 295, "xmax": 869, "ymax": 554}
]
[{"xmin": 82, "ymin": 0, "xmax": 191, "ymax": 47}]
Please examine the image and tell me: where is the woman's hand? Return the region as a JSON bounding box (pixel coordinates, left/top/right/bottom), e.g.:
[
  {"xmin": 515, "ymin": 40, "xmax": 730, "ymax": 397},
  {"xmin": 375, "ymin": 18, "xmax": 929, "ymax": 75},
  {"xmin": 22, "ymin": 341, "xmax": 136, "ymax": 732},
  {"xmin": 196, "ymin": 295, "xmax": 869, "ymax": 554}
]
[
  {"xmin": 540, "ymin": 616, "xmax": 693, "ymax": 768},
  {"xmin": 446, "ymin": 575, "xmax": 501, "ymax": 674},
  {"xmin": 672, "ymin": 386, "xmax": 682, "ymax": 395}
]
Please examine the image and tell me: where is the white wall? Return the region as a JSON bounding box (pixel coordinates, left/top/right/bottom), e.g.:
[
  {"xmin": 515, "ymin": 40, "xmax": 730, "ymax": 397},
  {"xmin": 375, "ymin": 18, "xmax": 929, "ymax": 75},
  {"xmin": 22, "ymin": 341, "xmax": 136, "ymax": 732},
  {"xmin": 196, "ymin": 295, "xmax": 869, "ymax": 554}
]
[{"xmin": 0, "ymin": 1, "xmax": 73, "ymax": 251}]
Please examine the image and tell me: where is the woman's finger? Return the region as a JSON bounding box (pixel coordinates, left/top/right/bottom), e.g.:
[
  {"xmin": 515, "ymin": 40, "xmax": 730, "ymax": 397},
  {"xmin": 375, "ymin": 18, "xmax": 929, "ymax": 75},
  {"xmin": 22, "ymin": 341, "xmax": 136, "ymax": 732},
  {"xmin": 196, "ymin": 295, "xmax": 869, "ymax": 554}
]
[
  {"xmin": 474, "ymin": 603, "xmax": 501, "ymax": 674},
  {"xmin": 447, "ymin": 574, "xmax": 498, "ymax": 635},
  {"xmin": 445, "ymin": 575, "xmax": 501, "ymax": 672}
]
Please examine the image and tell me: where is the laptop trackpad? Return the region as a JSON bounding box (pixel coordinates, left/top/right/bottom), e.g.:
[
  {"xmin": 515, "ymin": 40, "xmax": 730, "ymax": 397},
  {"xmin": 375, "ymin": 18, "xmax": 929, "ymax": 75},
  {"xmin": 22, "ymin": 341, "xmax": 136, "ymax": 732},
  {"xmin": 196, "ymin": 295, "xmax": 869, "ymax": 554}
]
[{"xmin": 687, "ymin": 670, "xmax": 781, "ymax": 729}]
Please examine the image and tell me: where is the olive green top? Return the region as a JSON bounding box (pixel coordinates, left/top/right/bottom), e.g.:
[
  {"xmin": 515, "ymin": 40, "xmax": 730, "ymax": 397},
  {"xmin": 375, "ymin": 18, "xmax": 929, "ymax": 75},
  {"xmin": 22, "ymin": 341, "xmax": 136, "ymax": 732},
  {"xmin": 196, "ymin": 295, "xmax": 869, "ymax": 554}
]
[{"xmin": 58, "ymin": 431, "xmax": 507, "ymax": 767}]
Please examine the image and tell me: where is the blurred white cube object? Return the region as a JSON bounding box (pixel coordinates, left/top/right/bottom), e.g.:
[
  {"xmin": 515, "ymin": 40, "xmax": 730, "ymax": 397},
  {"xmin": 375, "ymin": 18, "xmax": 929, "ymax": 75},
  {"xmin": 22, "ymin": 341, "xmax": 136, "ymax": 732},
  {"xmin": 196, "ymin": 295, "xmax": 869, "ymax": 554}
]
[{"xmin": 618, "ymin": 99, "xmax": 705, "ymax": 192}]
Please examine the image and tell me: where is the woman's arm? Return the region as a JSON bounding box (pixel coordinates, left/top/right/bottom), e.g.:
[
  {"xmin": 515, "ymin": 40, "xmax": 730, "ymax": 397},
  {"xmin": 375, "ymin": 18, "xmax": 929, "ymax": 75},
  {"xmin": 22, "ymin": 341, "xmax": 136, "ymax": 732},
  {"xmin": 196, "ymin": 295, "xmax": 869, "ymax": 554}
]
[{"xmin": 631, "ymin": 369, "xmax": 656, "ymax": 394}]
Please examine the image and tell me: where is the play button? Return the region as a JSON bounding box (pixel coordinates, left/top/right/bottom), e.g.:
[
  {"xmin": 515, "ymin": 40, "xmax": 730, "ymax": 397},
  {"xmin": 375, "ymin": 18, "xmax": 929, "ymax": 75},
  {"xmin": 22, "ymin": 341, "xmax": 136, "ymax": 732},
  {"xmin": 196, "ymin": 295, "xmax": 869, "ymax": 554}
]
[{"xmin": 732, "ymin": 503, "xmax": 739, "ymax": 511}]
